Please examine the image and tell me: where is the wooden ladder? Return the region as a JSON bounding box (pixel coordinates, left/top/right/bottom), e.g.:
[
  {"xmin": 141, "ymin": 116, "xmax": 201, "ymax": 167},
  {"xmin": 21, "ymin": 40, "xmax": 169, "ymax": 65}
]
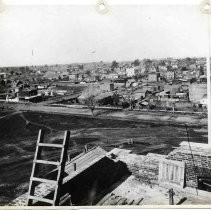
[{"xmin": 27, "ymin": 129, "xmax": 70, "ymax": 206}]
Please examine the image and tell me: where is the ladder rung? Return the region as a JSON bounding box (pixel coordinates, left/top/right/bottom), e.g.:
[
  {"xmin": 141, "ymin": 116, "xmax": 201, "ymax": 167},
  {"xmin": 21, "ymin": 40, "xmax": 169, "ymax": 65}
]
[
  {"xmin": 34, "ymin": 160, "xmax": 61, "ymax": 166},
  {"xmin": 31, "ymin": 177, "xmax": 58, "ymax": 185},
  {"xmin": 59, "ymin": 193, "xmax": 71, "ymax": 206},
  {"xmin": 37, "ymin": 143, "xmax": 63, "ymax": 148},
  {"xmin": 28, "ymin": 195, "xmax": 54, "ymax": 204}
]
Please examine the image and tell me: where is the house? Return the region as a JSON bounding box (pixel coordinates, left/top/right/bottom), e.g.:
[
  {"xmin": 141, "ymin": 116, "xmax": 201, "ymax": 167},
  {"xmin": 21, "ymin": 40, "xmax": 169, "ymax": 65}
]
[
  {"xmin": 156, "ymin": 90, "xmax": 170, "ymax": 101},
  {"xmin": 199, "ymin": 94, "xmax": 207, "ymax": 107},
  {"xmin": 98, "ymin": 81, "xmax": 114, "ymax": 92},
  {"xmin": 19, "ymin": 88, "xmax": 42, "ymax": 102},
  {"xmin": 115, "ymin": 67, "xmax": 126, "ymax": 76},
  {"xmin": 0, "ymin": 72, "xmax": 7, "ymax": 79},
  {"xmin": 95, "ymin": 92, "xmax": 114, "ymax": 105},
  {"xmin": 54, "ymin": 90, "xmax": 67, "ymax": 95},
  {"xmin": 6, "ymin": 92, "xmax": 19, "ymax": 102},
  {"xmin": 148, "ymin": 65, "xmax": 157, "ymax": 72},
  {"xmin": 134, "ymin": 66, "xmax": 143, "ymax": 76},
  {"xmin": 142, "ymin": 84, "xmax": 162, "ymax": 93},
  {"xmin": 189, "ymin": 83, "xmax": 207, "ymax": 102},
  {"xmin": 164, "ymin": 84, "xmax": 180, "ymax": 96},
  {"xmin": 106, "ymin": 73, "xmax": 118, "ymax": 80},
  {"xmin": 172, "ymin": 64, "xmax": 178, "ymax": 69},
  {"xmin": 85, "ymin": 76, "xmax": 96, "ymax": 83},
  {"xmin": 165, "ymin": 70, "xmax": 175, "ymax": 81},
  {"xmin": 133, "ymin": 89, "xmax": 146, "ymax": 100},
  {"xmin": 69, "ymin": 74, "xmax": 77, "ymax": 81},
  {"xmin": 158, "ymin": 66, "xmax": 167, "ymax": 72},
  {"xmin": 199, "ymin": 75, "xmax": 207, "ymax": 83},
  {"xmin": 125, "ymin": 67, "xmax": 135, "ymax": 77},
  {"xmin": 175, "ymin": 92, "xmax": 188, "ymax": 101},
  {"xmin": 43, "ymin": 71, "xmax": 59, "ymax": 80},
  {"xmin": 148, "ymin": 72, "xmax": 158, "ymax": 82},
  {"xmin": 125, "ymin": 79, "xmax": 136, "ymax": 88}
]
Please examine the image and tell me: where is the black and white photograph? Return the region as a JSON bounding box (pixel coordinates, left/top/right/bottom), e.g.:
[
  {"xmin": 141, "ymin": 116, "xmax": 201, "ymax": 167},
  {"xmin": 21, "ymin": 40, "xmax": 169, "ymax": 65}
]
[{"xmin": 0, "ymin": 0, "xmax": 211, "ymax": 207}]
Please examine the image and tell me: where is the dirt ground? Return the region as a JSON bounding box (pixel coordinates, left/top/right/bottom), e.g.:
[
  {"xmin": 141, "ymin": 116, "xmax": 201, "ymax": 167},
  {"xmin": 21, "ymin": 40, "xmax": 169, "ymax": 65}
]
[{"xmin": 0, "ymin": 110, "xmax": 208, "ymax": 205}]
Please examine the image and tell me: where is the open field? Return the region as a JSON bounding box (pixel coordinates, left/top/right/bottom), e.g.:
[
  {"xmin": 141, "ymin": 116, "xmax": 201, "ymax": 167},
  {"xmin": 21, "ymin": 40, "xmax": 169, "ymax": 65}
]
[{"xmin": 0, "ymin": 110, "xmax": 208, "ymax": 205}]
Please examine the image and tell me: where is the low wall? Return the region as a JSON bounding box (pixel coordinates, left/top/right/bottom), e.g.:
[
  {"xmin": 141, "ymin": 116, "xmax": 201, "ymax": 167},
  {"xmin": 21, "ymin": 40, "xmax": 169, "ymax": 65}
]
[
  {"xmin": 109, "ymin": 150, "xmax": 166, "ymax": 186},
  {"xmin": 127, "ymin": 153, "xmax": 162, "ymax": 185}
]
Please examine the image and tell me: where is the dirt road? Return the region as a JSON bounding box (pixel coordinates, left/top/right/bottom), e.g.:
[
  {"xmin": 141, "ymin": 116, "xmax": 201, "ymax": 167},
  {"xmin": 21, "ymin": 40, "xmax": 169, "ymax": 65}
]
[{"xmin": 16, "ymin": 103, "xmax": 207, "ymax": 127}]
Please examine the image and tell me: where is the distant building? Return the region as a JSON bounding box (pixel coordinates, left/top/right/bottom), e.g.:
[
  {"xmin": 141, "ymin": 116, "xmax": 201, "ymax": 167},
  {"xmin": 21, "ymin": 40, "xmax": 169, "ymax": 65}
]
[
  {"xmin": 19, "ymin": 88, "xmax": 42, "ymax": 102},
  {"xmin": 85, "ymin": 76, "xmax": 96, "ymax": 82},
  {"xmin": 126, "ymin": 79, "xmax": 136, "ymax": 88},
  {"xmin": 148, "ymin": 72, "xmax": 158, "ymax": 82},
  {"xmin": 133, "ymin": 89, "xmax": 146, "ymax": 100},
  {"xmin": 106, "ymin": 73, "xmax": 118, "ymax": 80},
  {"xmin": 125, "ymin": 67, "xmax": 135, "ymax": 77},
  {"xmin": 199, "ymin": 94, "xmax": 207, "ymax": 106},
  {"xmin": 142, "ymin": 84, "xmax": 162, "ymax": 93},
  {"xmin": 189, "ymin": 83, "xmax": 207, "ymax": 102},
  {"xmin": 158, "ymin": 66, "xmax": 167, "ymax": 71},
  {"xmin": 199, "ymin": 75, "xmax": 207, "ymax": 83},
  {"xmin": 164, "ymin": 84, "xmax": 180, "ymax": 96},
  {"xmin": 165, "ymin": 70, "xmax": 175, "ymax": 81},
  {"xmin": 99, "ymin": 81, "xmax": 114, "ymax": 92},
  {"xmin": 0, "ymin": 73, "xmax": 7, "ymax": 79},
  {"xmin": 43, "ymin": 71, "xmax": 59, "ymax": 80}
]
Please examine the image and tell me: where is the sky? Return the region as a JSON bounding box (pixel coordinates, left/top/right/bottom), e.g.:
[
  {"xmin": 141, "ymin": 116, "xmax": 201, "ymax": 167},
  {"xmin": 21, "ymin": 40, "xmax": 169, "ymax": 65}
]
[{"xmin": 0, "ymin": 4, "xmax": 209, "ymax": 67}]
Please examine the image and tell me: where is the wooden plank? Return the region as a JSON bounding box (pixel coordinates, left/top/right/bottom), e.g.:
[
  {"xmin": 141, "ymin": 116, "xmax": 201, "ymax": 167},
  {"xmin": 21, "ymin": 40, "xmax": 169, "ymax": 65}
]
[
  {"xmin": 35, "ymin": 159, "xmax": 61, "ymax": 166},
  {"xmin": 169, "ymin": 165, "xmax": 174, "ymax": 181},
  {"xmin": 128, "ymin": 199, "xmax": 135, "ymax": 205},
  {"xmin": 96, "ymin": 193, "xmax": 112, "ymax": 205},
  {"xmin": 37, "ymin": 143, "xmax": 63, "ymax": 148},
  {"xmin": 31, "ymin": 177, "xmax": 57, "ymax": 185},
  {"xmin": 59, "ymin": 193, "xmax": 71, "ymax": 206},
  {"xmin": 116, "ymin": 198, "xmax": 127, "ymax": 205},
  {"xmin": 109, "ymin": 196, "xmax": 121, "ymax": 205},
  {"xmin": 135, "ymin": 198, "xmax": 144, "ymax": 205},
  {"xmin": 174, "ymin": 165, "xmax": 178, "ymax": 183},
  {"xmin": 28, "ymin": 195, "xmax": 54, "ymax": 205}
]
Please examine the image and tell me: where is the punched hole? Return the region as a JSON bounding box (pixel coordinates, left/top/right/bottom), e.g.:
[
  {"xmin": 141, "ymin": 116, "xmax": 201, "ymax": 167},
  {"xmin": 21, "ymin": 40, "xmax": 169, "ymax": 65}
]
[
  {"xmin": 204, "ymin": 3, "xmax": 211, "ymax": 11},
  {"xmin": 201, "ymin": 0, "xmax": 211, "ymax": 14},
  {"xmin": 96, "ymin": 0, "xmax": 109, "ymax": 14},
  {"xmin": 0, "ymin": 0, "xmax": 5, "ymax": 13},
  {"xmin": 99, "ymin": 3, "xmax": 106, "ymax": 11}
]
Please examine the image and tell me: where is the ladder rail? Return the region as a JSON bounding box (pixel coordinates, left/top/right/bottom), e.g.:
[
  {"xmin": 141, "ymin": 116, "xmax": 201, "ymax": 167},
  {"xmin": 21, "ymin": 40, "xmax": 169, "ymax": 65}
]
[
  {"xmin": 54, "ymin": 130, "xmax": 70, "ymax": 205},
  {"xmin": 27, "ymin": 129, "xmax": 45, "ymax": 206}
]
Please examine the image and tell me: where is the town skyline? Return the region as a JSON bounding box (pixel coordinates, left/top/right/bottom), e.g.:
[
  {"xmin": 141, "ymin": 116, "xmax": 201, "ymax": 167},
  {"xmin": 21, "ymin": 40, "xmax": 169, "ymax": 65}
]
[{"xmin": 0, "ymin": 56, "xmax": 208, "ymax": 68}]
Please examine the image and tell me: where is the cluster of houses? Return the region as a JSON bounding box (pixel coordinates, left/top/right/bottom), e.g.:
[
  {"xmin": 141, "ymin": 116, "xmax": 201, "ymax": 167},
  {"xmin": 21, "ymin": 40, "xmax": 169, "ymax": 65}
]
[
  {"xmin": 0, "ymin": 78, "xmax": 69, "ymax": 103},
  {"xmin": 77, "ymin": 78, "xmax": 207, "ymax": 112},
  {"xmin": 0, "ymin": 57, "xmax": 208, "ymax": 111},
  {"xmin": 74, "ymin": 57, "xmax": 207, "ymax": 111},
  {"xmin": 39, "ymin": 57, "xmax": 206, "ymax": 85}
]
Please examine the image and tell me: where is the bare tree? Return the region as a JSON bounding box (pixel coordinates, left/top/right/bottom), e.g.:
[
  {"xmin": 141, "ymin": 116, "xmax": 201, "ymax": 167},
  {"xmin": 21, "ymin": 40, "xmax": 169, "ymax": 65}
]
[
  {"xmin": 132, "ymin": 59, "xmax": 140, "ymax": 67},
  {"xmin": 112, "ymin": 91, "xmax": 120, "ymax": 109},
  {"xmin": 123, "ymin": 89, "xmax": 135, "ymax": 110},
  {"xmin": 84, "ymin": 95, "xmax": 97, "ymax": 116},
  {"xmin": 82, "ymin": 85, "xmax": 101, "ymax": 116},
  {"xmin": 111, "ymin": 60, "xmax": 119, "ymax": 70}
]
